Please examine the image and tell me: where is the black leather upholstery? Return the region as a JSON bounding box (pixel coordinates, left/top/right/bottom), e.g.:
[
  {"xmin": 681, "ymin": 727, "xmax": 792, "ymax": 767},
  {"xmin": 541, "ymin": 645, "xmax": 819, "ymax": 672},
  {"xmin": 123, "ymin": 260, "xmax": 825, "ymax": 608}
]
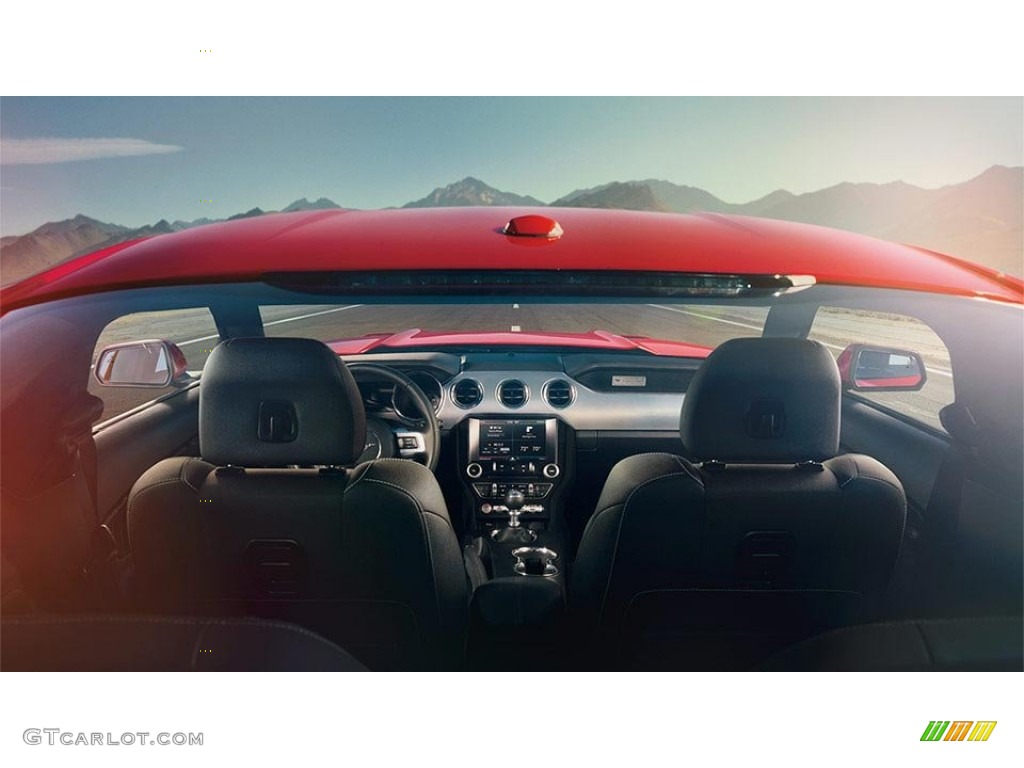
[
  {"xmin": 571, "ymin": 338, "xmax": 906, "ymax": 670},
  {"xmin": 200, "ymin": 337, "xmax": 366, "ymax": 466},
  {"xmin": 128, "ymin": 338, "xmax": 468, "ymax": 670},
  {"xmin": 1, "ymin": 615, "xmax": 367, "ymax": 671},
  {"xmin": 681, "ymin": 337, "xmax": 840, "ymax": 462},
  {"xmin": 758, "ymin": 616, "xmax": 1023, "ymax": 671}
]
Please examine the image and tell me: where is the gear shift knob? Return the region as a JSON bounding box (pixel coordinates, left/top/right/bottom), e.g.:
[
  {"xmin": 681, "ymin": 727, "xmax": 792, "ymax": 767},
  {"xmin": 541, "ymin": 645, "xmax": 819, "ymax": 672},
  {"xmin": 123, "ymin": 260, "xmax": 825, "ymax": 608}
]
[
  {"xmin": 505, "ymin": 489, "xmax": 525, "ymax": 527},
  {"xmin": 491, "ymin": 488, "xmax": 535, "ymax": 544}
]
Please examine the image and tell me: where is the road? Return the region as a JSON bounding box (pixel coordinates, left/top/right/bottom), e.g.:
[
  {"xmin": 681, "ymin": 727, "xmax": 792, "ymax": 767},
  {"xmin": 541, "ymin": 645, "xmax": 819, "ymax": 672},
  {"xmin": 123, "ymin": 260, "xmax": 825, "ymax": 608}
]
[{"xmin": 89, "ymin": 303, "xmax": 953, "ymax": 431}]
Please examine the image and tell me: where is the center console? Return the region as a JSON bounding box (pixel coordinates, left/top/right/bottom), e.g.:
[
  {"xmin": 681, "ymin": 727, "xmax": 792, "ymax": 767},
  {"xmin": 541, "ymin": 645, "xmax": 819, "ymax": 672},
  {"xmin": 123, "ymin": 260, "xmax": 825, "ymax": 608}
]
[
  {"xmin": 459, "ymin": 416, "xmax": 572, "ymax": 669},
  {"xmin": 464, "ymin": 417, "xmax": 564, "ymax": 528}
]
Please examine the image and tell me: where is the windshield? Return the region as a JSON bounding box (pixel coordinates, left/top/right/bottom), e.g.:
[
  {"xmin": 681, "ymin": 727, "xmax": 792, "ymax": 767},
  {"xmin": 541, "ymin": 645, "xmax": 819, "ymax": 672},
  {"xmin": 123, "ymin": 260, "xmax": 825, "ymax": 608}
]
[{"xmin": 257, "ymin": 302, "xmax": 768, "ymax": 349}]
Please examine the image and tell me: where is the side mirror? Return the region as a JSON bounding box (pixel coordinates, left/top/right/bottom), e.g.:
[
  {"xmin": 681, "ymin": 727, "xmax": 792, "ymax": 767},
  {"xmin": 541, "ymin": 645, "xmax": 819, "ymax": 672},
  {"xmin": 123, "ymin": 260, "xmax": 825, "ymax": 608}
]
[
  {"xmin": 837, "ymin": 343, "xmax": 927, "ymax": 392},
  {"xmin": 94, "ymin": 339, "xmax": 191, "ymax": 388}
]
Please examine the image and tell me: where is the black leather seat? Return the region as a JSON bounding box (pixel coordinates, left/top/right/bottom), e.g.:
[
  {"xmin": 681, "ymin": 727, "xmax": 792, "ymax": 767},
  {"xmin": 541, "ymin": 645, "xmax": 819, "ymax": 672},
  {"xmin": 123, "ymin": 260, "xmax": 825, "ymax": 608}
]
[
  {"xmin": 570, "ymin": 338, "xmax": 907, "ymax": 670},
  {"xmin": 1, "ymin": 615, "xmax": 367, "ymax": 671},
  {"xmin": 758, "ymin": 616, "xmax": 1023, "ymax": 671},
  {"xmin": 127, "ymin": 337, "xmax": 468, "ymax": 671}
]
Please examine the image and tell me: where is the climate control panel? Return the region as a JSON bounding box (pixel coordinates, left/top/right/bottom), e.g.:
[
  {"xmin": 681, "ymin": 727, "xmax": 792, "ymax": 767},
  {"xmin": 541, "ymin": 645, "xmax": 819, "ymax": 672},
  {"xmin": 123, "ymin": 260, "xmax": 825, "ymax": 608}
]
[
  {"xmin": 466, "ymin": 460, "xmax": 559, "ymax": 479},
  {"xmin": 472, "ymin": 481, "xmax": 553, "ymax": 500}
]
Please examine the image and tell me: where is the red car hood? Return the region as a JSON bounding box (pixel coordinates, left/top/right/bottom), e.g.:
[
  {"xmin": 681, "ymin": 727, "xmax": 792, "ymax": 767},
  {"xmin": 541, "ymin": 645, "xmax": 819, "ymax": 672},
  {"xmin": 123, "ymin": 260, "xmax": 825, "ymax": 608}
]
[{"xmin": 325, "ymin": 329, "xmax": 713, "ymax": 357}]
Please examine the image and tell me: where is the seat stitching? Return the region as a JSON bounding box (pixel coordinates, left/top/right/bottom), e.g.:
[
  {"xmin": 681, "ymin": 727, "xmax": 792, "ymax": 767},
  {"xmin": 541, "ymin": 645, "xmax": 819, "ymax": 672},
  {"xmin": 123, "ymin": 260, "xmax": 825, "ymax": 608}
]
[
  {"xmin": 672, "ymin": 455, "xmax": 705, "ymax": 487},
  {"xmin": 346, "ymin": 475, "xmax": 451, "ymax": 524},
  {"xmin": 179, "ymin": 460, "xmax": 203, "ymax": 493},
  {"xmin": 834, "ymin": 467, "xmax": 907, "ymax": 545},
  {"xmin": 579, "ymin": 503, "xmax": 619, "ymax": 545},
  {"xmin": 837, "ymin": 458, "xmax": 860, "ymax": 489},
  {"xmin": 190, "ymin": 620, "xmax": 214, "ymax": 670},
  {"xmin": 914, "ymin": 621, "xmax": 937, "ymax": 668},
  {"xmin": 341, "ymin": 462, "xmax": 373, "ymax": 496},
  {"xmin": 127, "ymin": 476, "xmax": 196, "ymax": 513},
  {"xmin": 417, "ymin": 493, "xmax": 443, "ymax": 648},
  {"xmin": 581, "ymin": 455, "xmax": 688, "ymax": 543},
  {"xmin": 839, "ymin": 469, "xmax": 905, "ymax": 497},
  {"xmin": 617, "ymin": 452, "xmax": 686, "ymax": 462}
]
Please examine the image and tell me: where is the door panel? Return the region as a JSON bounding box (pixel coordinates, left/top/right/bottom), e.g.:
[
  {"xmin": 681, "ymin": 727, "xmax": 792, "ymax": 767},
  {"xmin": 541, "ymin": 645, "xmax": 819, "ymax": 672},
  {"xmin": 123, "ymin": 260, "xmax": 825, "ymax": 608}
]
[
  {"xmin": 838, "ymin": 397, "xmax": 948, "ymax": 620},
  {"xmin": 840, "ymin": 396, "xmax": 1022, "ymax": 620},
  {"xmin": 93, "ymin": 385, "xmax": 200, "ymax": 549},
  {"xmin": 954, "ymin": 476, "xmax": 1023, "ymax": 615},
  {"xmin": 839, "ymin": 397, "xmax": 948, "ymax": 512}
]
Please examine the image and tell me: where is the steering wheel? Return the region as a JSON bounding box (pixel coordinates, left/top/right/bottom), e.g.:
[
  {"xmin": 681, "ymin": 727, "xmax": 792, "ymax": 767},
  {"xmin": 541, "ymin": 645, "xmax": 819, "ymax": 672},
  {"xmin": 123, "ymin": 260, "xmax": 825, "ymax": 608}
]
[{"xmin": 347, "ymin": 363, "xmax": 440, "ymax": 473}]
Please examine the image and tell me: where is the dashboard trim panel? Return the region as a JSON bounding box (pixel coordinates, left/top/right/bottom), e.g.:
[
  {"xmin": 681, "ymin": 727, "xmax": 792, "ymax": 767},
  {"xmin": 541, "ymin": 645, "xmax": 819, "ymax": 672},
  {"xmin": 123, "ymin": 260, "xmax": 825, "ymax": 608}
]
[
  {"xmin": 344, "ymin": 354, "xmax": 688, "ymax": 433},
  {"xmin": 442, "ymin": 371, "xmax": 682, "ymax": 431}
]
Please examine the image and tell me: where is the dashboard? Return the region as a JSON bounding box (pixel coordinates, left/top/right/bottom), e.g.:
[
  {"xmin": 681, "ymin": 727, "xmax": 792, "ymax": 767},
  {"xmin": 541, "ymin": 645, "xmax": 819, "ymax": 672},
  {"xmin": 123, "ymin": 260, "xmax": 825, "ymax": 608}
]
[{"xmin": 344, "ymin": 350, "xmax": 702, "ymax": 431}]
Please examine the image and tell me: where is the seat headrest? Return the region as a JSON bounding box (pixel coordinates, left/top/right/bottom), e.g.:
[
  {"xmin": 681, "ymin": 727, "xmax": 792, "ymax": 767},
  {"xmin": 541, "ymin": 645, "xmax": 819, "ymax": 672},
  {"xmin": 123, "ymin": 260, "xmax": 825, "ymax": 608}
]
[
  {"xmin": 680, "ymin": 337, "xmax": 840, "ymax": 463},
  {"xmin": 200, "ymin": 337, "xmax": 366, "ymax": 466}
]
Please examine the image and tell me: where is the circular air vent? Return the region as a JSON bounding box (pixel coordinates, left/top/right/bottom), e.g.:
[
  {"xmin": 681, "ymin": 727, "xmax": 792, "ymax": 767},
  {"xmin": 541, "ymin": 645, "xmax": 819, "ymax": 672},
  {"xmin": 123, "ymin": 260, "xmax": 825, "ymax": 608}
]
[
  {"xmin": 451, "ymin": 378, "xmax": 483, "ymax": 409},
  {"xmin": 497, "ymin": 379, "xmax": 529, "ymax": 408},
  {"xmin": 543, "ymin": 379, "xmax": 575, "ymax": 409}
]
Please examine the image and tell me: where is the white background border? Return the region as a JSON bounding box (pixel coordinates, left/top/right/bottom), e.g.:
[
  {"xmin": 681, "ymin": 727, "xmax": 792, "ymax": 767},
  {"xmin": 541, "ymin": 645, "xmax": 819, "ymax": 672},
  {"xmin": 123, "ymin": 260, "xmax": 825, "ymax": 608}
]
[{"xmin": 1, "ymin": 1, "xmax": 1022, "ymax": 765}]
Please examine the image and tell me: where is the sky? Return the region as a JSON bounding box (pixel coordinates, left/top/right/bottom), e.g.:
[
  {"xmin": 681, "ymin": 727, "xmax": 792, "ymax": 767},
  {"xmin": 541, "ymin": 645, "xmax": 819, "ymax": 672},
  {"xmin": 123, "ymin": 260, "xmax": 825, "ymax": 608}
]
[{"xmin": 1, "ymin": 97, "xmax": 1021, "ymax": 237}]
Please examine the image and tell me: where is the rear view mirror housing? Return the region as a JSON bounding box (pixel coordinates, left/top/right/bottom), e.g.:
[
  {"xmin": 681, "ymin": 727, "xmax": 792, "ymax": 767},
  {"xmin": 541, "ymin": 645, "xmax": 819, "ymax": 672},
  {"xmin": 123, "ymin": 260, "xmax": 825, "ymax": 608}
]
[
  {"xmin": 94, "ymin": 339, "xmax": 191, "ymax": 388},
  {"xmin": 837, "ymin": 343, "xmax": 927, "ymax": 392}
]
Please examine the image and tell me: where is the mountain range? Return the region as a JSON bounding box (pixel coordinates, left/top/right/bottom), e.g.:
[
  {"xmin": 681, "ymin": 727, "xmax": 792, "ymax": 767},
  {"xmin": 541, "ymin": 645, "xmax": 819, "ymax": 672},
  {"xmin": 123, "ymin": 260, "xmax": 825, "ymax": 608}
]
[
  {"xmin": 2, "ymin": 167, "xmax": 1021, "ymax": 287},
  {"xmin": 403, "ymin": 177, "xmax": 543, "ymax": 208}
]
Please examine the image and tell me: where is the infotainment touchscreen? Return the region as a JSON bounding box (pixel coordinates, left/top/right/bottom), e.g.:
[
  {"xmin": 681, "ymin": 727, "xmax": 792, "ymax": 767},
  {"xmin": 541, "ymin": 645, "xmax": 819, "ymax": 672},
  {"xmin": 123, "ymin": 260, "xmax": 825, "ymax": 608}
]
[{"xmin": 477, "ymin": 419, "xmax": 548, "ymax": 461}]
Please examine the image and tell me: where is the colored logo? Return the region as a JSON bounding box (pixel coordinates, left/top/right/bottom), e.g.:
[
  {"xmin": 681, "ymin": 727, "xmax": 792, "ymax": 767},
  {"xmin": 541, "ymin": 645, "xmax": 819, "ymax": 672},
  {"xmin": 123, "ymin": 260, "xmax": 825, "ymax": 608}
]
[{"xmin": 921, "ymin": 721, "xmax": 997, "ymax": 742}]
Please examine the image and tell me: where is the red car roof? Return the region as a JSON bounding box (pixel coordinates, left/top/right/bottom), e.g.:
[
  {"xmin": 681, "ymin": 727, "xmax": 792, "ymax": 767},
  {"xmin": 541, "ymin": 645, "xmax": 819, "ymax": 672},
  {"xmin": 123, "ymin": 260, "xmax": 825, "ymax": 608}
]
[{"xmin": 3, "ymin": 207, "xmax": 1022, "ymax": 311}]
